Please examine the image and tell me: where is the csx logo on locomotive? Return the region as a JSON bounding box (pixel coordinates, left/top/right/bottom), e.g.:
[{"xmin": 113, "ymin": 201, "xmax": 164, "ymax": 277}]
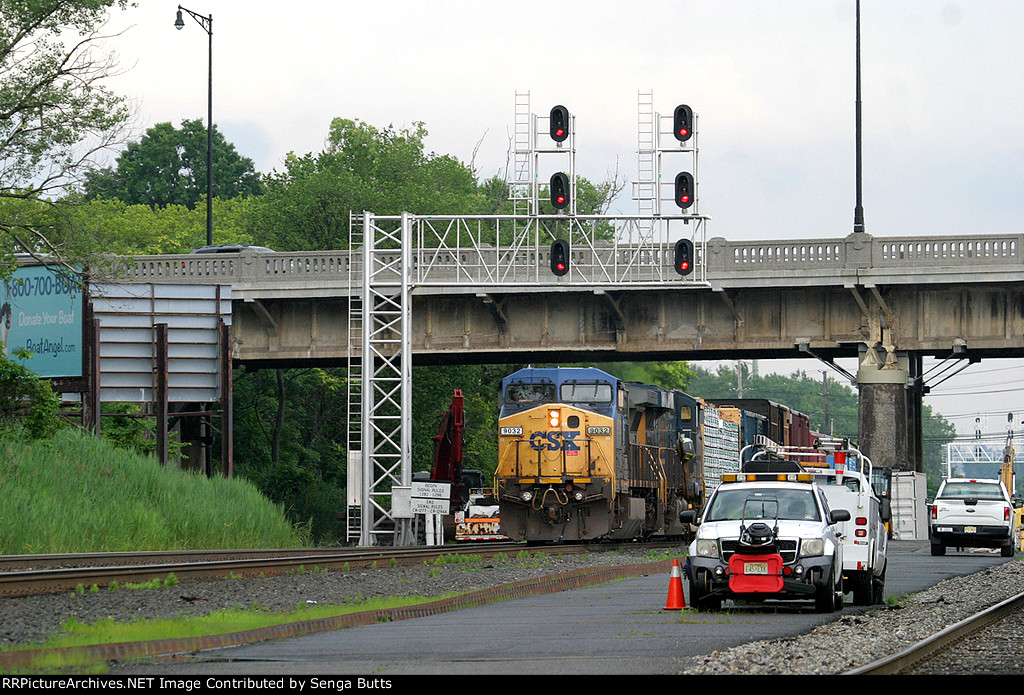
[{"xmin": 529, "ymin": 430, "xmax": 581, "ymax": 452}]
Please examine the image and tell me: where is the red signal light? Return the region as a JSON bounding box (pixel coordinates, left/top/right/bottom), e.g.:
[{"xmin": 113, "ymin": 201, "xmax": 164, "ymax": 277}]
[
  {"xmin": 550, "ymin": 105, "xmax": 569, "ymax": 143},
  {"xmin": 549, "ymin": 239, "xmax": 570, "ymax": 277},
  {"xmin": 673, "ymin": 238, "xmax": 694, "ymax": 276},
  {"xmin": 550, "ymin": 172, "xmax": 570, "ymax": 210},
  {"xmin": 673, "ymin": 105, "xmax": 694, "ymax": 143},
  {"xmin": 674, "ymin": 172, "xmax": 695, "ymax": 210}
]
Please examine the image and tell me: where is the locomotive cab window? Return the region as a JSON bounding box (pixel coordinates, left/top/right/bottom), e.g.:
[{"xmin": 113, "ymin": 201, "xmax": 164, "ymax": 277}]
[
  {"xmin": 504, "ymin": 382, "xmax": 556, "ymax": 405},
  {"xmin": 559, "ymin": 382, "xmax": 613, "ymax": 403}
]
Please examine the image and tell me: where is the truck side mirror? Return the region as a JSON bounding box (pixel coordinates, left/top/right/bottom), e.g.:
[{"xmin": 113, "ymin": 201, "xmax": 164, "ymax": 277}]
[
  {"xmin": 829, "ymin": 509, "xmax": 851, "ymax": 524},
  {"xmin": 879, "ymin": 498, "xmax": 892, "ymax": 523},
  {"xmin": 679, "ymin": 510, "xmax": 699, "ymax": 525}
]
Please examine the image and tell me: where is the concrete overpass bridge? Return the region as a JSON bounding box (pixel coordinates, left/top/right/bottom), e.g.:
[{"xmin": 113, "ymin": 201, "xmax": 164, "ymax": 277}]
[{"xmin": 112, "ymin": 214, "xmax": 1024, "ymax": 543}]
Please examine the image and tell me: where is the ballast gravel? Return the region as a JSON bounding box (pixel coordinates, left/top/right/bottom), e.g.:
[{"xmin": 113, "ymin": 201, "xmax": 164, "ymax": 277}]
[
  {"xmin": 1, "ymin": 546, "xmax": 1022, "ymax": 675},
  {"xmin": 678, "ymin": 557, "xmax": 1024, "ymax": 675}
]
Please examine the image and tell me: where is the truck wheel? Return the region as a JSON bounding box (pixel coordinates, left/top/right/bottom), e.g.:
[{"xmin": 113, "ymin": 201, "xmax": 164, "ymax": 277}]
[
  {"xmin": 872, "ymin": 570, "xmax": 886, "ymax": 605},
  {"xmin": 930, "ymin": 541, "xmax": 945, "ymax": 556},
  {"xmin": 689, "ymin": 578, "xmax": 721, "ymax": 612},
  {"xmin": 852, "ymin": 575, "xmax": 872, "ymax": 606},
  {"xmin": 814, "ymin": 570, "xmax": 839, "ymax": 613},
  {"xmin": 833, "ymin": 574, "xmax": 844, "ymax": 611}
]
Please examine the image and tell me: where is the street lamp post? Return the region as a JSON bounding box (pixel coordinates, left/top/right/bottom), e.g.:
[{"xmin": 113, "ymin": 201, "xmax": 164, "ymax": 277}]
[{"xmin": 174, "ymin": 5, "xmax": 214, "ymax": 246}]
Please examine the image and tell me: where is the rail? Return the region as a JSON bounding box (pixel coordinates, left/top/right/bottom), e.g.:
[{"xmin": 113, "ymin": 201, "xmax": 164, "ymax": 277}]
[{"xmin": 846, "ymin": 589, "xmax": 1024, "ymax": 674}]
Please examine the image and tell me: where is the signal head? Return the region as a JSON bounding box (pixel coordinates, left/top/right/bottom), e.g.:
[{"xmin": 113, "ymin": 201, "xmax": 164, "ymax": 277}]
[
  {"xmin": 550, "ymin": 172, "xmax": 570, "ymax": 210},
  {"xmin": 673, "ymin": 104, "xmax": 694, "ymax": 142},
  {"xmin": 674, "ymin": 172, "xmax": 695, "ymax": 209},
  {"xmin": 673, "ymin": 238, "xmax": 694, "ymax": 276},
  {"xmin": 549, "ymin": 239, "xmax": 570, "ymax": 277},
  {"xmin": 550, "ymin": 105, "xmax": 569, "ymax": 143}
]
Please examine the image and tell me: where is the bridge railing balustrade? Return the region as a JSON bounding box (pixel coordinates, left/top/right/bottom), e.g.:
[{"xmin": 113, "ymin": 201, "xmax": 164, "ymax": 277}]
[{"xmin": 119, "ymin": 230, "xmax": 1024, "ymax": 290}]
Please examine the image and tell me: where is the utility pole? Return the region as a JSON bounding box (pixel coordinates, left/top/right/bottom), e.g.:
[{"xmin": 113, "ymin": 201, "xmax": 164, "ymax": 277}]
[
  {"xmin": 853, "ymin": 0, "xmax": 865, "ymax": 234},
  {"xmin": 822, "ymin": 371, "xmax": 831, "ymax": 435}
]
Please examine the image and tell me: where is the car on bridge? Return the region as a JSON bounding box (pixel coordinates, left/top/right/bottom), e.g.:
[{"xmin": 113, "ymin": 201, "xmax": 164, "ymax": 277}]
[{"xmin": 189, "ymin": 244, "xmax": 275, "ymax": 254}]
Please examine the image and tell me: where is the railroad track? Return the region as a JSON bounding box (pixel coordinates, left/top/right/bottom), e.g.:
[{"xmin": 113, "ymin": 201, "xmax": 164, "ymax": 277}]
[
  {"xmin": 0, "ymin": 543, "xmax": 525, "ymax": 597},
  {"xmin": 848, "ymin": 589, "xmax": 1024, "ymax": 674},
  {"xmin": 0, "ymin": 541, "xmax": 672, "ymax": 598}
]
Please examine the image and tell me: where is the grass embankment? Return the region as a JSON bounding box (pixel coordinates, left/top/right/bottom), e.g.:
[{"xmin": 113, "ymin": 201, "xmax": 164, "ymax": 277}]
[
  {"xmin": 0, "ymin": 431, "xmax": 677, "ymax": 673},
  {"xmin": 0, "ymin": 429, "xmax": 306, "ymax": 553},
  {"xmin": 0, "ymin": 430, "xmax": 479, "ymax": 672}
]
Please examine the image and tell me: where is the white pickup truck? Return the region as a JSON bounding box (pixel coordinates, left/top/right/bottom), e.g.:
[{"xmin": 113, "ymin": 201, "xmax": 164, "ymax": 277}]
[
  {"xmin": 929, "ymin": 478, "xmax": 1017, "ymax": 557},
  {"xmin": 804, "ymin": 462, "xmax": 888, "ymax": 605},
  {"xmin": 744, "ymin": 437, "xmax": 889, "ymax": 606}
]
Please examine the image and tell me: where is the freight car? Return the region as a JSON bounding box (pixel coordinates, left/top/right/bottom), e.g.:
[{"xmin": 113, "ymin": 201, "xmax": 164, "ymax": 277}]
[
  {"xmin": 495, "ymin": 367, "xmax": 806, "ymax": 543},
  {"xmin": 708, "ymin": 398, "xmax": 814, "ymax": 450}
]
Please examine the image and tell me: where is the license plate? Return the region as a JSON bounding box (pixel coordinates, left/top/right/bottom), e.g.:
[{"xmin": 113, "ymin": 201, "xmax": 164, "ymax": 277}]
[
  {"xmin": 965, "ymin": 526, "xmax": 977, "ymax": 533},
  {"xmin": 743, "ymin": 562, "xmax": 768, "ymax": 575}
]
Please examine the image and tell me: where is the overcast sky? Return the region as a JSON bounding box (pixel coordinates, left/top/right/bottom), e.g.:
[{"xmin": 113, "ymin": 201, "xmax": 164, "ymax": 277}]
[{"xmin": 95, "ymin": 1, "xmax": 1024, "ymax": 441}]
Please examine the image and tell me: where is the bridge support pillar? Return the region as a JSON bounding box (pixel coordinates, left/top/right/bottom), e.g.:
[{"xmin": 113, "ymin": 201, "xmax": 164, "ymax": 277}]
[{"xmin": 857, "ymin": 344, "xmax": 916, "ymax": 473}]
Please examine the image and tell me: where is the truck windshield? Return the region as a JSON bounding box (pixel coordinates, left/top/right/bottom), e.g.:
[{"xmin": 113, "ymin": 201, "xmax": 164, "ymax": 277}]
[
  {"xmin": 813, "ymin": 475, "xmax": 861, "ymax": 492},
  {"xmin": 706, "ymin": 488, "xmax": 821, "ymax": 522},
  {"xmin": 938, "ymin": 482, "xmax": 1004, "ymax": 500}
]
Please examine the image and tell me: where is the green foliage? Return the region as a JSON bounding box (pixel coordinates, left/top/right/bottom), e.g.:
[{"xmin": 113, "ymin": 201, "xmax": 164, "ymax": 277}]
[
  {"xmin": 587, "ymin": 361, "xmax": 697, "ymax": 391},
  {"xmin": 688, "ymin": 364, "xmax": 860, "ymax": 438},
  {"xmin": 231, "ymin": 366, "xmax": 348, "ymax": 543},
  {"xmin": 97, "ymin": 402, "xmax": 183, "ymax": 460},
  {"xmin": 54, "ymin": 196, "xmax": 258, "ymax": 256},
  {"xmin": 0, "ymin": 0, "xmax": 132, "ymax": 259},
  {"xmin": 0, "ymin": 348, "xmax": 61, "ymax": 439},
  {"xmin": 82, "ymin": 120, "xmax": 264, "ymax": 209},
  {"xmin": 411, "ymin": 364, "xmax": 506, "ymax": 480},
  {"xmin": 0, "ymin": 428, "xmax": 307, "ymax": 554},
  {"xmin": 252, "ymin": 119, "xmax": 485, "ymax": 251}
]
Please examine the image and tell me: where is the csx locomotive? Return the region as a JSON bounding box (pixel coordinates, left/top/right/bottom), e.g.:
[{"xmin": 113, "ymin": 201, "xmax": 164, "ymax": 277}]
[{"xmin": 493, "ymin": 366, "xmax": 813, "ymax": 544}]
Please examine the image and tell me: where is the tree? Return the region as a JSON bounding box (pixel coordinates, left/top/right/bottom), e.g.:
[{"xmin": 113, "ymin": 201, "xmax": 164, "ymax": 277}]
[
  {"xmin": 55, "ymin": 196, "xmax": 258, "ymax": 256},
  {"xmin": 253, "ymin": 118, "xmax": 484, "ymax": 251},
  {"xmin": 0, "ymin": 0, "xmax": 132, "ymax": 266},
  {"xmin": 0, "ymin": 348, "xmax": 61, "ymax": 440},
  {"xmin": 82, "ymin": 120, "xmax": 263, "ymax": 209}
]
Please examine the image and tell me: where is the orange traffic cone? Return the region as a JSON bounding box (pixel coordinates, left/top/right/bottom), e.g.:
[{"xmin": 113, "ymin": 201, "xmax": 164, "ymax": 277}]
[{"xmin": 663, "ymin": 559, "xmax": 687, "ymax": 610}]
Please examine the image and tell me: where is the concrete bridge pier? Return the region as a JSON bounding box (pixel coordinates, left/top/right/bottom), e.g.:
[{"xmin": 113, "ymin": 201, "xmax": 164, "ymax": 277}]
[{"xmin": 856, "ymin": 344, "xmax": 922, "ymax": 474}]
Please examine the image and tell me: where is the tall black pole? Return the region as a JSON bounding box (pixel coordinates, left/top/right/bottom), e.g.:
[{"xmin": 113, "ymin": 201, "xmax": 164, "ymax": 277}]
[
  {"xmin": 175, "ymin": 6, "xmax": 214, "ymax": 246},
  {"xmin": 206, "ymin": 14, "xmax": 213, "ymax": 246},
  {"xmin": 853, "ymin": 0, "xmax": 865, "ymax": 233}
]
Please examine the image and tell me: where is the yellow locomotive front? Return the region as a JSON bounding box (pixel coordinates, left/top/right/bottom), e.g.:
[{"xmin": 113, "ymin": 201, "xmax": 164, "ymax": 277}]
[{"xmin": 495, "ymin": 368, "xmax": 621, "ymax": 542}]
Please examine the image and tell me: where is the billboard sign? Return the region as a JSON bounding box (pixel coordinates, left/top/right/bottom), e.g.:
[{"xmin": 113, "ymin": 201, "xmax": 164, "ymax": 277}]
[{"xmin": 0, "ymin": 266, "xmax": 83, "ymax": 378}]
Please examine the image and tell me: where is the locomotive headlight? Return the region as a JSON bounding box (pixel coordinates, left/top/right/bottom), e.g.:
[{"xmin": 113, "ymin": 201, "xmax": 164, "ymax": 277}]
[
  {"xmin": 799, "ymin": 538, "xmax": 825, "ymax": 557},
  {"xmin": 521, "ymin": 490, "xmax": 533, "ymax": 502},
  {"xmin": 573, "ymin": 490, "xmax": 584, "ymax": 501},
  {"xmin": 694, "ymin": 539, "xmax": 719, "ymax": 558},
  {"xmin": 548, "ymin": 409, "xmax": 561, "ymax": 428}
]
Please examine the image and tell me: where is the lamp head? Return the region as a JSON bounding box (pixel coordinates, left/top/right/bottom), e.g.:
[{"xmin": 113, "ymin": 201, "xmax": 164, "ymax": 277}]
[{"xmin": 174, "ymin": 8, "xmax": 185, "ymax": 30}]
